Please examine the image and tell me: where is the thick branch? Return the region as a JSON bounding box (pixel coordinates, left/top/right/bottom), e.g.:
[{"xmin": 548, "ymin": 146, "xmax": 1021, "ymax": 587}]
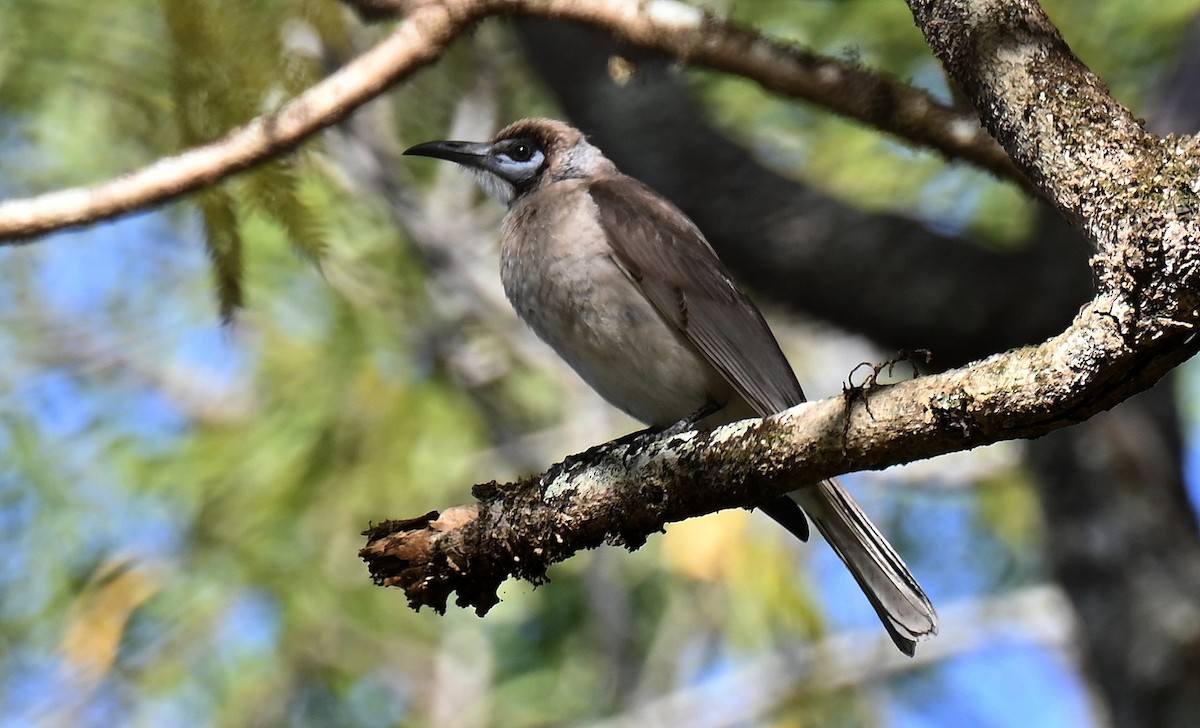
[
  {"xmin": 908, "ymin": 1, "xmax": 1169, "ymax": 250},
  {"xmin": 0, "ymin": 0, "xmax": 1015, "ymax": 242},
  {"xmin": 362, "ymin": 298, "xmax": 1200, "ymax": 613},
  {"xmin": 907, "ymin": 0, "xmax": 1200, "ymax": 338}
]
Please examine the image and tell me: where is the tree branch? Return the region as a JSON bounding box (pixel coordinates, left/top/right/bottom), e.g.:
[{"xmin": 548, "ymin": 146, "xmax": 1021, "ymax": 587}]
[
  {"xmin": 0, "ymin": 1, "xmax": 459, "ymax": 241},
  {"xmin": 0, "ymin": 0, "xmax": 1017, "ymax": 243},
  {"xmin": 362, "ymin": 292, "xmax": 1200, "ymax": 612},
  {"xmin": 906, "ymin": 0, "xmax": 1200, "ymax": 329},
  {"xmin": 907, "ymin": 0, "xmax": 1168, "ymax": 250}
]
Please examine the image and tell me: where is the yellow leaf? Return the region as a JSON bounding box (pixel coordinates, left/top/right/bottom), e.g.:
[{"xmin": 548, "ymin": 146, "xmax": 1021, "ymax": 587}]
[
  {"xmin": 60, "ymin": 558, "xmax": 161, "ymax": 690},
  {"xmin": 662, "ymin": 510, "xmax": 749, "ymax": 581}
]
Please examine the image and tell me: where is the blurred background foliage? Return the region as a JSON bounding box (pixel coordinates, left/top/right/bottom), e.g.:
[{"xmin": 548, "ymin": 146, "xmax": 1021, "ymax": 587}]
[{"xmin": 0, "ymin": 0, "xmax": 1195, "ymax": 726}]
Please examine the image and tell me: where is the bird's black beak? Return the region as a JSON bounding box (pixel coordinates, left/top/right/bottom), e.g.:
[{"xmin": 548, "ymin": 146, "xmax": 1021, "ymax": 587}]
[{"xmin": 403, "ymin": 140, "xmax": 492, "ymax": 170}]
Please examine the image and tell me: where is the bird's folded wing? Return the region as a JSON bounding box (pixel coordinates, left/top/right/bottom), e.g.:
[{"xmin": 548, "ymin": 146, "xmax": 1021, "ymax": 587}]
[{"xmin": 588, "ymin": 176, "xmax": 806, "ymax": 417}]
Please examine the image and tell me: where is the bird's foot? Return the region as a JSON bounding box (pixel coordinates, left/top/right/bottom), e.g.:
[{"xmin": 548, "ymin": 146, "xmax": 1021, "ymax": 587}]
[{"xmin": 636, "ymin": 401, "xmax": 722, "ymax": 445}]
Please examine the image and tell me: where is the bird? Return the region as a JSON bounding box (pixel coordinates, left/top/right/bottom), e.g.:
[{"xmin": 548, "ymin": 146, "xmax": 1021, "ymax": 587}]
[{"xmin": 404, "ymin": 118, "xmax": 937, "ymax": 655}]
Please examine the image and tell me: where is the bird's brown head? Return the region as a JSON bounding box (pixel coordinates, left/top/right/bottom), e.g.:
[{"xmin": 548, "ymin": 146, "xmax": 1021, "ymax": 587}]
[{"xmin": 403, "ymin": 118, "xmax": 612, "ymax": 207}]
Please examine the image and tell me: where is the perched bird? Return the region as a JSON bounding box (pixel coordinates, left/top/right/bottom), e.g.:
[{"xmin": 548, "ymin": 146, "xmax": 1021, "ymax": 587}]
[{"xmin": 405, "ymin": 118, "xmax": 937, "ymax": 654}]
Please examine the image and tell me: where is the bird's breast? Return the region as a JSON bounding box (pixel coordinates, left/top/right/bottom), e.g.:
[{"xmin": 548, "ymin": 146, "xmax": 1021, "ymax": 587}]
[{"xmin": 500, "ymin": 183, "xmax": 731, "ymax": 427}]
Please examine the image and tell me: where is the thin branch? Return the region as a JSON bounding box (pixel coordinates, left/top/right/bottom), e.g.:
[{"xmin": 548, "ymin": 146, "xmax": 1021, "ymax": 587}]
[
  {"xmin": 0, "ymin": 3, "xmax": 459, "ymax": 241},
  {"xmin": 351, "ymin": 0, "xmax": 1019, "ymax": 176},
  {"xmin": 0, "ymin": 0, "xmax": 1017, "ymax": 242},
  {"xmin": 361, "ymin": 0, "xmax": 1200, "ymax": 615}
]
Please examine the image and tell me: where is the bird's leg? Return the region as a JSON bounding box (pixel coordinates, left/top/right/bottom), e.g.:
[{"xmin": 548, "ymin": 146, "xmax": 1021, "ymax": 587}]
[
  {"xmin": 601, "ymin": 401, "xmax": 725, "ymax": 458},
  {"xmin": 653, "ymin": 400, "xmax": 723, "ymax": 439}
]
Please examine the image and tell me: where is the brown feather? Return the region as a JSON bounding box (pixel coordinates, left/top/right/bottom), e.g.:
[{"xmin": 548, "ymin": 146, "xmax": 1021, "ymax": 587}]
[{"xmin": 588, "ymin": 176, "xmax": 807, "ymax": 417}]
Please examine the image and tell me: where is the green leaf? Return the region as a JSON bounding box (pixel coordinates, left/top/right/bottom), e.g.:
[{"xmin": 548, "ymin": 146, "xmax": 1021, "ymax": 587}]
[{"xmin": 198, "ymin": 187, "xmax": 244, "ymax": 320}]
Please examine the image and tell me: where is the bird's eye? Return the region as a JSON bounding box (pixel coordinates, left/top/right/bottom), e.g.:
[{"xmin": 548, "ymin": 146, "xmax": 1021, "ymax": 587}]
[{"xmin": 507, "ymin": 142, "xmax": 534, "ymax": 163}]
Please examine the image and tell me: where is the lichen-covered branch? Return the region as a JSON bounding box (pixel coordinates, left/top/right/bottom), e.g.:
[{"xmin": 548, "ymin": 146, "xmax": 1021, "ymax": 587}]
[
  {"xmin": 0, "ymin": 0, "xmax": 1015, "ymax": 243},
  {"xmin": 362, "ymin": 295, "xmax": 1200, "ymax": 613}
]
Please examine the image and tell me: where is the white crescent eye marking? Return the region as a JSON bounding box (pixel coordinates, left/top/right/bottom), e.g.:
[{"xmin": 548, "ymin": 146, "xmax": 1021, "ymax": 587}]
[{"xmin": 494, "ymin": 149, "xmax": 546, "ymax": 181}]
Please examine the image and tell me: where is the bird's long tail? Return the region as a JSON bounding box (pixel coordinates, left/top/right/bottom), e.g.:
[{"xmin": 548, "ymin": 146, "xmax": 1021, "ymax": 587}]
[{"xmin": 788, "ymin": 479, "xmax": 938, "ymax": 656}]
